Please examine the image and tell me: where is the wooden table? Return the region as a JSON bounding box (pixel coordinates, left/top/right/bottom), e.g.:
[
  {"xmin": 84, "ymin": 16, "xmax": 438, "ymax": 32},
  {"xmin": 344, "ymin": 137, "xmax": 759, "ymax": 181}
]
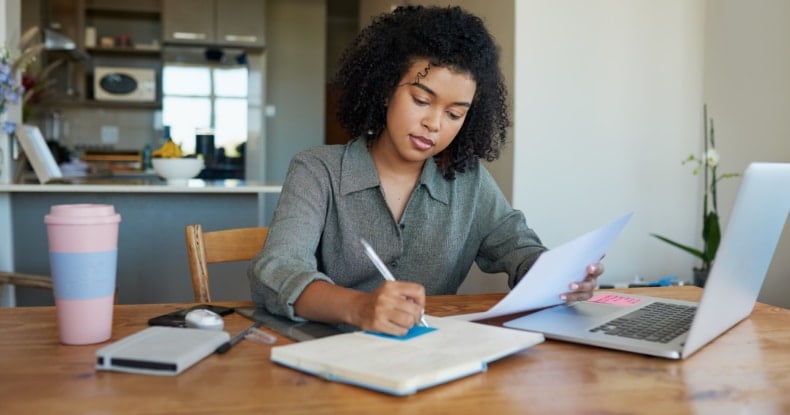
[{"xmin": 1, "ymin": 286, "xmax": 789, "ymax": 414}]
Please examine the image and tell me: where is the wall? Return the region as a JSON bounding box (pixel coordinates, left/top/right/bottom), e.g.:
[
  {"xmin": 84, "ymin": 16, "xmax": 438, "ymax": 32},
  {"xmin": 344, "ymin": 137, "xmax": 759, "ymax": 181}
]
[
  {"xmin": 49, "ymin": 108, "xmax": 157, "ymax": 150},
  {"xmin": 513, "ymin": 0, "xmax": 707, "ymax": 288},
  {"xmin": 264, "ymin": 0, "xmax": 326, "ymax": 184},
  {"xmin": 261, "ymin": 0, "xmax": 327, "ymax": 224},
  {"xmin": 326, "ymin": 0, "xmax": 358, "ymax": 80},
  {"xmin": 704, "ymin": 0, "xmax": 790, "ymax": 307}
]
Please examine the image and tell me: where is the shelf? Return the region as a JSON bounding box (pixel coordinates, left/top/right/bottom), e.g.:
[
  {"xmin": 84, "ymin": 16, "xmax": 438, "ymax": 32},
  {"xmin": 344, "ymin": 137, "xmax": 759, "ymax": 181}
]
[
  {"xmin": 82, "ymin": 100, "xmax": 162, "ymax": 110},
  {"xmin": 45, "ymin": 98, "xmax": 162, "ymax": 110},
  {"xmin": 87, "ymin": 46, "xmax": 162, "ymax": 57},
  {"xmin": 85, "ymin": 0, "xmax": 161, "ymax": 15},
  {"xmin": 82, "ymin": 150, "xmax": 142, "ymax": 162}
]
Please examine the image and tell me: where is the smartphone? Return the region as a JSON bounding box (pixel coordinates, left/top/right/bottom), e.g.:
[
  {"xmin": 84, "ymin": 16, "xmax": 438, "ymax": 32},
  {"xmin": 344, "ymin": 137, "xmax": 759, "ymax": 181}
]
[{"xmin": 148, "ymin": 304, "xmax": 235, "ymax": 327}]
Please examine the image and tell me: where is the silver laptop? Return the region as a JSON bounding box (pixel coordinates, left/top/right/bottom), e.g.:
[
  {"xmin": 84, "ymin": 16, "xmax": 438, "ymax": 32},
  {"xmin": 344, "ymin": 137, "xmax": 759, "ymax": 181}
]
[{"xmin": 504, "ymin": 162, "xmax": 790, "ymax": 359}]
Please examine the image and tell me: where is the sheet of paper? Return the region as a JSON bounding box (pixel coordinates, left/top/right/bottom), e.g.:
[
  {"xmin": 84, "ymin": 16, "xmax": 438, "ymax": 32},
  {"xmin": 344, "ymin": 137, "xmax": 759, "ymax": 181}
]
[{"xmin": 453, "ymin": 212, "xmax": 633, "ymax": 321}]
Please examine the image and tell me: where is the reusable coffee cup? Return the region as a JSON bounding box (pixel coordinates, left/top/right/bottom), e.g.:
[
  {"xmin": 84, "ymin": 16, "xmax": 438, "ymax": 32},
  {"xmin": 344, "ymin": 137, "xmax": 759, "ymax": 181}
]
[{"xmin": 45, "ymin": 204, "xmax": 121, "ymax": 345}]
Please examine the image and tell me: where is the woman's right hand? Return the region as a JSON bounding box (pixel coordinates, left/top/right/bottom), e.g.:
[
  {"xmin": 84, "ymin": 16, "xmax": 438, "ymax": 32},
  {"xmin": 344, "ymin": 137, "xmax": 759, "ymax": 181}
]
[
  {"xmin": 352, "ymin": 281, "xmax": 425, "ymax": 336},
  {"xmin": 294, "ymin": 280, "xmax": 425, "ymax": 336}
]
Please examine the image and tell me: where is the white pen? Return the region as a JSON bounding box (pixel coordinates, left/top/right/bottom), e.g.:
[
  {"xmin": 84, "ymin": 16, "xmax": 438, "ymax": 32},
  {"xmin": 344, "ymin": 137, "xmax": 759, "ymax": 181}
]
[{"xmin": 360, "ymin": 238, "xmax": 430, "ymax": 328}]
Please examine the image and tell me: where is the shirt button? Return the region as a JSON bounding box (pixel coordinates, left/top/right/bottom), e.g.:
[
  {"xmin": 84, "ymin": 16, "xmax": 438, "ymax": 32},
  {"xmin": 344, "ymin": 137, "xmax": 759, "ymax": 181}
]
[
  {"xmin": 399, "ymin": 224, "xmax": 405, "ymax": 229},
  {"xmin": 390, "ymin": 261, "xmax": 398, "ymax": 268}
]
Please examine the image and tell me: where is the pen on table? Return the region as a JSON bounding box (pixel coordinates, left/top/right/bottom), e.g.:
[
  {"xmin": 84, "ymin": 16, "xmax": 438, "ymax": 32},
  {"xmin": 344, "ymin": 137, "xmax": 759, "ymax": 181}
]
[
  {"xmin": 360, "ymin": 238, "xmax": 430, "ymax": 328},
  {"xmin": 215, "ymin": 321, "xmax": 262, "ymax": 354}
]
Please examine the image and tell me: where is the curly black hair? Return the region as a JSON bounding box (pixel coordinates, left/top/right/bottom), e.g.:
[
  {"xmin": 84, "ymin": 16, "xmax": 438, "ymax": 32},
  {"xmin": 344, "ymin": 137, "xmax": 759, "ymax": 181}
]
[{"xmin": 331, "ymin": 5, "xmax": 510, "ymax": 180}]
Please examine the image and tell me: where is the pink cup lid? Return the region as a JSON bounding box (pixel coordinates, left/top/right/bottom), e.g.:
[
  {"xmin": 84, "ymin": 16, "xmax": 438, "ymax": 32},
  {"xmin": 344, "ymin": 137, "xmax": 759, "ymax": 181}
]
[{"xmin": 44, "ymin": 204, "xmax": 122, "ymax": 225}]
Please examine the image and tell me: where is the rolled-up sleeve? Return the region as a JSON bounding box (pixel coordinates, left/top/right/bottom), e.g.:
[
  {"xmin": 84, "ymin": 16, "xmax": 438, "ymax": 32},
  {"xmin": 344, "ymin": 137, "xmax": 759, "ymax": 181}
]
[
  {"xmin": 247, "ymin": 152, "xmax": 335, "ymax": 320},
  {"xmin": 472, "ymin": 167, "xmax": 547, "ymax": 288}
]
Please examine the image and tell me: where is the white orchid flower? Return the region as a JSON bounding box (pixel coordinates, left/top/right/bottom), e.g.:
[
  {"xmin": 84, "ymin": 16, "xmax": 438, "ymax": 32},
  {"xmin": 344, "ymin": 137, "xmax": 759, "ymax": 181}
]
[{"xmin": 704, "ymin": 149, "xmax": 720, "ymax": 167}]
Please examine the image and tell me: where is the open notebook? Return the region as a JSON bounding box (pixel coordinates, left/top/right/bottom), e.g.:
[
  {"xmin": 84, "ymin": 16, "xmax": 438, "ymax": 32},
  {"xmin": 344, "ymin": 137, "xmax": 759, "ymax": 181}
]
[{"xmin": 269, "ymin": 316, "xmax": 544, "ymax": 396}]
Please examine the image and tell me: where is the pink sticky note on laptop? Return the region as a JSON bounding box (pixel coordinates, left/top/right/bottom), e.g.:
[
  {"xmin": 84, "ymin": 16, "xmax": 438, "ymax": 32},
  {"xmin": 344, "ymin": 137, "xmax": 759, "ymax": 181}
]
[{"xmin": 587, "ymin": 293, "xmax": 643, "ymax": 307}]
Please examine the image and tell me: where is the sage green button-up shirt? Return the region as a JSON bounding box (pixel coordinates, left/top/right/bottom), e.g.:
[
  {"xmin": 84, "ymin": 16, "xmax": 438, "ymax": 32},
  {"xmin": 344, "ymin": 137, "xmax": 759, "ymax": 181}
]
[{"xmin": 248, "ymin": 138, "xmax": 547, "ymax": 320}]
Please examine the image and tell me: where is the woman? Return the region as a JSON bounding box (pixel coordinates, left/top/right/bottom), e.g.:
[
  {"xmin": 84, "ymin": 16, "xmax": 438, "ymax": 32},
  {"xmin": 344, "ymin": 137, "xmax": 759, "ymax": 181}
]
[{"xmin": 248, "ymin": 5, "xmax": 603, "ymax": 336}]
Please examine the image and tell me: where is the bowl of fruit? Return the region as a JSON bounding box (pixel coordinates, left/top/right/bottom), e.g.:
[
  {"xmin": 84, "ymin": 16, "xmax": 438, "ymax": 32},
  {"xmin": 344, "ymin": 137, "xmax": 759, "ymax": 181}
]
[{"xmin": 151, "ymin": 140, "xmax": 204, "ymax": 182}]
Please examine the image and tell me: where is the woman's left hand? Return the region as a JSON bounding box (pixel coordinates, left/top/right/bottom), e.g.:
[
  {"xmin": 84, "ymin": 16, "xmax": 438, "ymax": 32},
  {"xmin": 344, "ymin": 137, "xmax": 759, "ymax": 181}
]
[{"xmin": 560, "ymin": 262, "xmax": 604, "ymax": 302}]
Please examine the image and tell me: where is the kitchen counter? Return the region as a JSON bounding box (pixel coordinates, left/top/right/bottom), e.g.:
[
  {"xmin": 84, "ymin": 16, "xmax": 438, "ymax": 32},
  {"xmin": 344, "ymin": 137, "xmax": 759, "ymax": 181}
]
[
  {"xmin": 0, "ymin": 179, "xmax": 282, "ymax": 307},
  {"xmin": 0, "ymin": 178, "xmax": 282, "ymax": 194}
]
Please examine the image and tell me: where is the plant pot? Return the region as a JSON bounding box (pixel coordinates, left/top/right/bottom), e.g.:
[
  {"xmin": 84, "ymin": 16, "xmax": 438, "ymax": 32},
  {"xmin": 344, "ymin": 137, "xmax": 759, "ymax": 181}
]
[{"xmin": 693, "ymin": 267, "xmax": 710, "ymax": 287}]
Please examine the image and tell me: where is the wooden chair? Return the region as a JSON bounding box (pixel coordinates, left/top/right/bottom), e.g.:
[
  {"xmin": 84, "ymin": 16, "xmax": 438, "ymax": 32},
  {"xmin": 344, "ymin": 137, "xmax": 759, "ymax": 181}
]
[
  {"xmin": 184, "ymin": 224, "xmax": 269, "ymax": 303},
  {"xmin": 0, "ymin": 271, "xmax": 54, "ymax": 306}
]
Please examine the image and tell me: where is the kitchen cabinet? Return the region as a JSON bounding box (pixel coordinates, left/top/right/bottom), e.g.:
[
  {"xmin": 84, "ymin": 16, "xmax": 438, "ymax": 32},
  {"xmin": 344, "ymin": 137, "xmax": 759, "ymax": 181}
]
[
  {"xmin": 162, "ymin": 0, "xmax": 265, "ymax": 48},
  {"xmin": 161, "ymin": 0, "xmax": 214, "ymax": 46},
  {"xmin": 38, "ymin": 0, "xmax": 163, "ymax": 108},
  {"xmin": 215, "ymin": 0, "xmax": 266, "ymax": 47},
  {"xmin": 83, "ymin": 0, "xmax": 163, "ymax": 107}
]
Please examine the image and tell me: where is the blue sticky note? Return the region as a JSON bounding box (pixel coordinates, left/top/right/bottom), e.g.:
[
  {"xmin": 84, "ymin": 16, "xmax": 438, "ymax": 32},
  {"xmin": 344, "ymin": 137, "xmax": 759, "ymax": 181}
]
[{"xmin": 364, "ymin": 326, "xmax": 437, "ymax": 341}]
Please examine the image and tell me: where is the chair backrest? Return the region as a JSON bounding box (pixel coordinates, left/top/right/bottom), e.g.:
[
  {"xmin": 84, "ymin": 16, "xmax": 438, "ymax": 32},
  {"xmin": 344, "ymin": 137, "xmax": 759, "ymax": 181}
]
[
  {"xmin": 184, "ymin": 224, "xmax": 269, "ymax": 303},
  {"xmin": 0, "ymin": 271, "xmax": 54, "ymax": 306}
]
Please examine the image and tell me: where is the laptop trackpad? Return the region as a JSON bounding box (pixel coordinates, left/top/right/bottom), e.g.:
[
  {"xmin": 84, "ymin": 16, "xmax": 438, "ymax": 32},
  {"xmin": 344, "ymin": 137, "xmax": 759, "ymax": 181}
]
[{"xmin": 505, "ymin": 301, "xmax": 628, "ymax": 332}]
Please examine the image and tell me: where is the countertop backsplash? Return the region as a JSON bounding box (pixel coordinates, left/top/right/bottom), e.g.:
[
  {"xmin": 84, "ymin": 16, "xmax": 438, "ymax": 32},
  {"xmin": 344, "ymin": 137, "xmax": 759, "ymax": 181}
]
[{"xmin": 31, "ymin": 107, "xmax": 161, "ymax": 153}]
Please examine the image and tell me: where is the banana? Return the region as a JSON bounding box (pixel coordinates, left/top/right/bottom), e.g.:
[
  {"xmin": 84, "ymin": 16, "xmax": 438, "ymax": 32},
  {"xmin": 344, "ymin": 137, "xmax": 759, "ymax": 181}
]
[{"xmin": 152, "ymin": 139, "xmax": 183, "ymax": 158}]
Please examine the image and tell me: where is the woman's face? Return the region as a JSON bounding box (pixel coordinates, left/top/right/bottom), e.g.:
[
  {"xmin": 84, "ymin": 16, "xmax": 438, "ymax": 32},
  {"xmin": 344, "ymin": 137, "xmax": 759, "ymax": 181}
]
[{"xmin": 378, "ymin": 59, "xmax": 476, "ymax": 166}]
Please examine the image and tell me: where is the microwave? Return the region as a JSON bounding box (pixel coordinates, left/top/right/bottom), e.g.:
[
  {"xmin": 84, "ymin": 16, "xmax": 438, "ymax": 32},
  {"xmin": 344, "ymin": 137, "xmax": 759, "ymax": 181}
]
[{"xmin": 94, "ymin": 66, "xmax": 156, "ymax": 102}]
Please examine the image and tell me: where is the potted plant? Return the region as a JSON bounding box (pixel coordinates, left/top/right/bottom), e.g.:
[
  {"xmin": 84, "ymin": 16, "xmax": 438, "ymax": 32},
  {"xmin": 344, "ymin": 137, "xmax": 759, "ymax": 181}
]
[
  {"xmin": 651, "ymin": 106, "xmax": 739, "ymax": 287},
  {"xmin": 1, "ymin": 26, "xmax": 46, "ymax": 133}
]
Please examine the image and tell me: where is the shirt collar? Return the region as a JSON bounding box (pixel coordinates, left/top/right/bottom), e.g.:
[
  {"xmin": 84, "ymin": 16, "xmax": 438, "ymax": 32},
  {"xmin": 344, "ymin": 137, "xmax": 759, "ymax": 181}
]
[{"xmin": 339, "ymin": 137, "xmax": 450, "ymax": 205}]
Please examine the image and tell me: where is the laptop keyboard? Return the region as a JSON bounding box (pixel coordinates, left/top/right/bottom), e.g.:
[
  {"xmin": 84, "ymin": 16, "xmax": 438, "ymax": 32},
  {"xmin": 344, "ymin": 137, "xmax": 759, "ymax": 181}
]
[{"xmin": 589, "ymin": 302, "xmax": 697, "ymax": 343}]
